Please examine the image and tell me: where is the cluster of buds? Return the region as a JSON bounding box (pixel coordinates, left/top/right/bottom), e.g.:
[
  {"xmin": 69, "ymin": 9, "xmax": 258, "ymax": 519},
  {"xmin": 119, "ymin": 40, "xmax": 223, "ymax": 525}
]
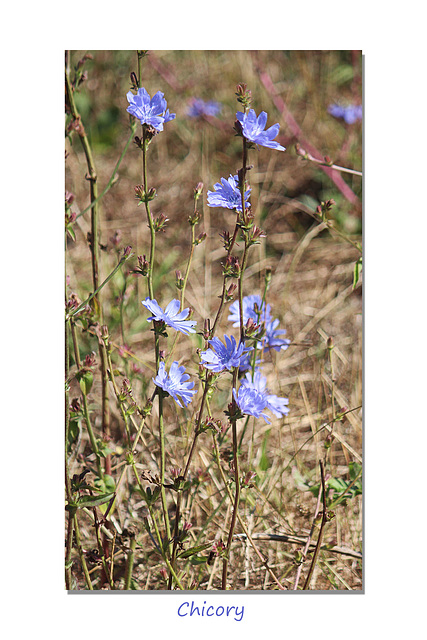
[
  {"xmin": 66, "ymin": 292, "xmax": 81, "ymax": 313},
  {"xmin": 83, "ymin": 352, "xmax": 96, "ymax": 369},
  {"xmin": 208, "ymin": 539, "xmax": 226, "ymax": 565},
  {"xmin": 198, "ymin": 416, "xmax": 224, "ymax": 435},
  {"xmin": 225, "ymin": 399, "xmax": 244, "ymax": 422},
  {"xmin": 246, "ymin": 224, "xmax": 266, "ymax": 247},
  {"xmin": 72, "ymin": 53, "xmax": 93, "ymax": 91},
  {"xmin": 165, "ymin": 467, "xmax": 186, "ymax": 492},
  {"xmin": 222, "ymin": 255, "xmax": 240, "ymax": 278},
  {"xmin": 153, "ymin": 212, "xmax": 169, "ymax": 233},
  {"xmin": 235, "ymin": 82, "xmax": 252, "ymax": 109},
  {"xmin": 122, "ymin": 245, "xmax": 133, "ymax": 259},
  {"xmin": 177, "ymin": 521, "xmax": 192, "ymax": 543},
  {"xmin": 244, "ymin": 317, "xmax": 262, "ymax": 340},
  {"xmin": 193, "ymin": 468, "xmax": 210, "ymax": 485},
  {"xmin": 170, "ymin": 466, "xmax": 183, "ymax": 480},
  {"xmin": 118, "ymin": 376, "xmax": 133, "ymax": 400},
  {"xmin": 134, "ymin": 124, "xmax": 158, "ymax": 144},
  {"xmin": 140, "ymin": 398, "xmax": 153, "ymax": 418},
  {"xmin": 316, "ymin": 199, "xmax": 336, "ymax": 221},
  {"xmin": 219, "ymin": 229, "xmax": 235, "ymax": 252},
  {"xmin": 134, "ymin": 184, "xmax": 157, "ymax": 204},
  {"xmin": 133, "ymin": 254, "xmax": 149, "ymax": 277},
  {"xmin": 188, "ymin": 209, "xmax": 201, "ymax": 226},
  {"xmin": 242, "ymin": 470, "xmax": 257, "ymax": 488}
]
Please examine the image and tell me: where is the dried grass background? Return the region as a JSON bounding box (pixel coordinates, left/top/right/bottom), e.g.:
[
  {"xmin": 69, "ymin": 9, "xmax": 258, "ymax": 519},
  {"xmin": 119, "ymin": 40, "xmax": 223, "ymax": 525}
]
[{"xmin": 65, "ymin": 50, "xmax": 362, "ymax": 590}]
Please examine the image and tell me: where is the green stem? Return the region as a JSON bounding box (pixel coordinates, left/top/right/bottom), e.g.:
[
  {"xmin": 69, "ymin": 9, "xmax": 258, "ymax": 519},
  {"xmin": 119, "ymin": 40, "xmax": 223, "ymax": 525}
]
[
  {"xmin": 66, "ymin": 253, "xmax": 130, "ymax": 320},
  {"xmin": 76, "ymin": 121, "xmax": 137, "ymax": 220},
  {"xmin": 158, "ymin": 391, "xmax": 172, "ymax": 549},
  {"xmin": 124, "ymin": 537, "xmax": 137, "ymax": 590},
  {"xmin": 73, "ymin": 513, "xmax": 93, "ymax": 590},
  {"xmin": 221, "ymin": 415, "xmax": 241, "ymax": 590},
  {"xmin": 142, "ymin": 130, "xmax": 156, "ymax": 302}
]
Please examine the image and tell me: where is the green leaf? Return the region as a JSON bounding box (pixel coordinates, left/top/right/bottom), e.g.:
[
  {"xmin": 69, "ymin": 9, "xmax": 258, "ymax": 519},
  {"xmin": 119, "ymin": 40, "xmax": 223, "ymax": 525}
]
[
  {"xmin": 75, "ymin": 370, "xmax": 94, "ymax": 396},
  {"xmin": 76, "ymin": 492, "xmax": 115, "ymax": 509},
  {"xmin": 349, "ymin": 461, "xmax": 362, "ymax": 482},
  {"xmin": 94, "ymin": 474, "xmax": 116, "ymax": 493},
  {"xmin": 190, "ymin": 556, "xmax": 208, "ymax": 566},
  {"xmin": 353, "ymin": 257, "xmax": 362, "ymax": 289},
  {"xmin": 258, "ymin": 430, "xmax": 271, "ymax": 472},
  {"xmin": 178, "ymin": 543, "xmax": 211, "ymax": 559},
  {"xmin": 330, "ymin": 64, "xmax": 354, "ymax": 86},
  {"xmin": 67, "ymin": 226, "xmax": 76, "ymax": 242}
]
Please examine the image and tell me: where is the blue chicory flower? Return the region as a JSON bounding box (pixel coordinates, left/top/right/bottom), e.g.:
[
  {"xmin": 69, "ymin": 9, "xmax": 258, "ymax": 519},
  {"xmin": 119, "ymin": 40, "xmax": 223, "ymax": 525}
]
[
  {"xmin": 187, "ymin": 98, "xmax": 222, "ymax": 118},
  {"xmin": 126, "ymin": 87, "xmax": 176, "ymax": 131},
  {"xmin": 236, "ymin": 109, "xmax": 285, "ymax": 151},
  {"xmin": 233, "ymin": 386, "xmax": 271, "ymax": 423},
  {"xmin": 328, "ymin": 103, "xmax": 362, "ymax": 124},
  {"xmin": 200, "ymin": 335, "xmax": 252, "ymax": 373},
  {"xmin": 207, "ymin": 174, "xmax": 251, "ymax": 212},
  {"xmin": 240, "ymin": 371, "xmax": 289, "ymax": 418},
  {"xmin": 142, "ymin": 298, "xmax": 197, "ymax": 335},
  {"xmin": 228, "ymin": 295, "xmax": 272, "ymax": 328},
  {"xmin": 258, "ymin": 319, "xmax": 290, "ymax": 352},
  {"xmin": 153, "ymin": 361, "xmax": 196, "ymax": 408}
]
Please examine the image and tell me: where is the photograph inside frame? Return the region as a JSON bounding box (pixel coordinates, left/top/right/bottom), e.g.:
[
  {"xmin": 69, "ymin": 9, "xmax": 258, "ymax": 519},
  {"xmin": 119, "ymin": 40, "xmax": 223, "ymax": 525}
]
[{"xmin": 65, "ymin": 49, "xmax": 363, "ymax": 592}]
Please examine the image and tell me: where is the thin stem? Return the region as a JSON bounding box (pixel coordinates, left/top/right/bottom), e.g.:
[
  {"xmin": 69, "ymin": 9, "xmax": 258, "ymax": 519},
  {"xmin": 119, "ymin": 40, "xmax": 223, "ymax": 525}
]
[
  {"xmin": 210, "ymin": 222, "xmax": 240, "ymax": 338},
  {"xmin": 142, "ymin": 130, "xmax": 156, "ymax": 303},
  {"xmin": 76, "ymin": 121, "xmax": 137, "ymax": 220},
  {"xmin": 158, "ymin": 392, "xmax": 172, "ymax": 549},
  {"xmin": 212, "ymin": 434, "xmax": 285, "ymax": 590},
  {"xmin": 303, "ymin": 460, "xmax": 328, "ymax": 590},
  {"xmin": 221, "ymin": 415, "xmax": 241, "ymax": 590},
  {"xmin": 73, "ymin": 513, "xmax": 93, "ymax": 590},
  {"xmin": 293, "ymin": 478, "xmax": 323, "ymax": 590}
]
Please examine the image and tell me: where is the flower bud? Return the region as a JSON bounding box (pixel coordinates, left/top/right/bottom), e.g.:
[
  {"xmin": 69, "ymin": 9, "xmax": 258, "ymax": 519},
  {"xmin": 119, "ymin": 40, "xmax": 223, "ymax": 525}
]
[
  {"xmin": 222, "ymin": 255, "xmax": 240, "ymax": 278},
  {"xmin": 130, "ymin": 71, "xmax": 138, "ymax": 90},
  {"xmin": 154, "ymin": 212, "xmax": 168, "ymax": 232},
  {"xmin": 225, "ymin": 283, "xmax": 237, "ymax": 302},
  {"xmin": 194, "ymin": 231, "xmax": 207, "ymax": 245},
  {"xmin": 175, "ymin": 270, "xmax": 184, "ymax": 290},
  {"xmin": 193, "ymin": 182, "xmax": 203, "ymax": 200},
  {"xmin": 134, "ymin": 254, "xmax": 149, "ymax": 276}
]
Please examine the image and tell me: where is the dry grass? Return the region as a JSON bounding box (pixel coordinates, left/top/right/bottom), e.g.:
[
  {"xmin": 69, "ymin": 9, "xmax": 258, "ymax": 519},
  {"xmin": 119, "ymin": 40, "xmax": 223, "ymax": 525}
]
[{"xmin": 66, "ymin": 50, "xmax": 362, "ymax": 590}]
